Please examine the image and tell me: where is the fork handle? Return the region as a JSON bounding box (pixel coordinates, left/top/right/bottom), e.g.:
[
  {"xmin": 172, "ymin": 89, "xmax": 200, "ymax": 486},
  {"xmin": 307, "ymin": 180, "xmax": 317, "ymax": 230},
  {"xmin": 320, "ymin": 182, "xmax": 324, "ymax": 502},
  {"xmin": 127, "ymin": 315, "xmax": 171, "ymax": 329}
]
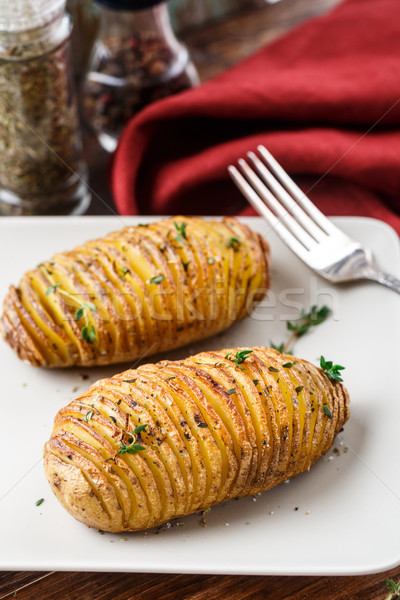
[{"xmin": 364, "ymin": 269, "xmax": 400, "ymax": 294}]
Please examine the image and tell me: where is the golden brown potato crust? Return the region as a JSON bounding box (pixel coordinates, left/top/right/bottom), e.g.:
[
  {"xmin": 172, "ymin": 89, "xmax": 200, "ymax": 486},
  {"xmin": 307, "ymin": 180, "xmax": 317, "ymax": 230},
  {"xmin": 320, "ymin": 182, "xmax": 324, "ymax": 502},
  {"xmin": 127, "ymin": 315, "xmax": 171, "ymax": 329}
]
[
  {"xmin": 0, "ymin": 217, "xmax": 270, "ymax": 367},
  {"xmin": 43, "ymin": 346, "xmax": 350, "ymax": 532}
]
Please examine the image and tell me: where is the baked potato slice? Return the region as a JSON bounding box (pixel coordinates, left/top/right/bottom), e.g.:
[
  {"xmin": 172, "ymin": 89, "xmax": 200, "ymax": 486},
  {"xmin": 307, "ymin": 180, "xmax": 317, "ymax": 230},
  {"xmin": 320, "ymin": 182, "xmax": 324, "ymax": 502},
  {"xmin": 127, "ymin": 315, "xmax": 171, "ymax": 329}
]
[
  {"xmin": 1, "ymin": 217, "xmax": 270, "ymax": 367},
  {"xmin": 44, "ymin": 346, "xmax": 350, "ymax": 532}
]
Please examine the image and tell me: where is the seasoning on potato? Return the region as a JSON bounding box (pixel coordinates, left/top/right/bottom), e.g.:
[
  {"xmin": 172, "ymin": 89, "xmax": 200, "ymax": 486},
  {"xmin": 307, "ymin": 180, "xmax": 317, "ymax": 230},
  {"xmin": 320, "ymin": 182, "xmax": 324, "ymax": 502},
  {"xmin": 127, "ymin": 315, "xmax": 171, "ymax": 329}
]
[{"xmin": 43, "ymin": 346, "xmax": 350, "ymax": 533}]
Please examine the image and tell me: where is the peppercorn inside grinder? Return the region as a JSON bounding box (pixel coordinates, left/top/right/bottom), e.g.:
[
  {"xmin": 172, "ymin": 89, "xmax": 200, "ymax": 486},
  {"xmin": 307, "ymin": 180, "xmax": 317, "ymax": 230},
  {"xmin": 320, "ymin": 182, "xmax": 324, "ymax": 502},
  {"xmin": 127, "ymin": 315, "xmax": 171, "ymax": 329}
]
[
  {"xmin": 0, "ymin": 0, "xmax": 91, "ymax": 216},
  {"xmin": 83, "ymin": 0, "xmax": 199, "ymax": 152}
]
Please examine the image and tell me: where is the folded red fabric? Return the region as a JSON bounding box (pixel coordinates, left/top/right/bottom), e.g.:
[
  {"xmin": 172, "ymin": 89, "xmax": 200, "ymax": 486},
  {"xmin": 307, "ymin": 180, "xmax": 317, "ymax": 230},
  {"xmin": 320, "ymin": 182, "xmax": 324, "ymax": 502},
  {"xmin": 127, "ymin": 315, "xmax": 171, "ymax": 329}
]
[{"xmin": 112, "ymin": 0, "xmax": 400, "ymax": 234}]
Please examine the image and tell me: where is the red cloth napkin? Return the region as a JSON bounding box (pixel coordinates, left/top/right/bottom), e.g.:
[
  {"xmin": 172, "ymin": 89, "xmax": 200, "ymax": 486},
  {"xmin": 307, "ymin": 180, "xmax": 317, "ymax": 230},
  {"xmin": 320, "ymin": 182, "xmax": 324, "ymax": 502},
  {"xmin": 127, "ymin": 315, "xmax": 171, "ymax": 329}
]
[{"xmin": 111, "ymin": 0, "xmax": 400, "ymax": 234}]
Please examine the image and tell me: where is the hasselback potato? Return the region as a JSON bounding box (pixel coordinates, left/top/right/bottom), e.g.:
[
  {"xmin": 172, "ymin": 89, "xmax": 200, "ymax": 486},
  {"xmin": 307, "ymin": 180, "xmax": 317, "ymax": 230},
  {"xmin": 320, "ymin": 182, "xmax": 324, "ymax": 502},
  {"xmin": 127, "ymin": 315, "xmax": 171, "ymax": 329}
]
[
  {"xmin": 0, "ymin": 217, "xmax": 269, "ymax": 368},
  {"xmin": 43, "ymin": 346, "xmax": 350, "ymax": 533}
]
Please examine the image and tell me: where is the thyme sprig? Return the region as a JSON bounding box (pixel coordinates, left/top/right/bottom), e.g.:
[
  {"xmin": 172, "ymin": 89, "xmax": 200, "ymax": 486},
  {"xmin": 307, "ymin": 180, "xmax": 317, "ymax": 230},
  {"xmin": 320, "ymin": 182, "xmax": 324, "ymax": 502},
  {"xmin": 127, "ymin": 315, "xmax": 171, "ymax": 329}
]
[
  {"xmin": 45, "ymin": 283, "xmax": 61, "ymax": 296},
  {"xmin": 149, "ymin": 274, "xmax": 164, "ymax": 285},
  {"xmin": 83, "ymin": 394, "xmax": 100, "ymax": 423},
  {"xmin": 225, "ymin": 349, "xmax": 253, "ymax": 370},
  {"xmin": 174, "ymin": 221, "xmax": 187, "ymax": 243},
  {"xmin": 320, "ymin": 356, "xmax": 345, "ymax": 383},
  {"xmin": 269, "ymin": 304, "xmax": 345, "ymax": 385},
  {"xmin": 118, "ymin": 439, "xmax": 145, "ymax": 455},
  {"xmin": 40, "ymin": 264, "xmax": 97, "ymax": 344},
  {"xmin": 288, "ymin": 305, "xmax": 330, "ymax": 336},
  {"xmin": 323, "ymin": 404, "xmax": 332, "ymax": 419},
  {"xmin": 228, "ymin": 237, "xmax": 241, "ymax": 251},
  {"xmin": 271, "ymin": 304, "xmax": 330, "ymax": 354},
  {"xmin": 117, "ymin": 424, "xmax": 147, "ymax": 455},
  {"xmin": 385, "ymin": 579, "xmax": 400, "ymax": 600},
  {"xmin": 75, "ymin": 303, "xmax": 97, "ymax": 344}
]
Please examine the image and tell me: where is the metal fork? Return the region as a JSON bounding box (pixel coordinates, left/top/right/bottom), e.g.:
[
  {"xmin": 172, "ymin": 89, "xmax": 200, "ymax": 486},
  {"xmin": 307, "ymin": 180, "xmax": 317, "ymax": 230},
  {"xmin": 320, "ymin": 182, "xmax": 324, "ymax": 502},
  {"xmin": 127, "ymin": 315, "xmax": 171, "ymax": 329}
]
[{"xmin": 228, "ymin": 145, "xmax": 400, "ymax": 294}]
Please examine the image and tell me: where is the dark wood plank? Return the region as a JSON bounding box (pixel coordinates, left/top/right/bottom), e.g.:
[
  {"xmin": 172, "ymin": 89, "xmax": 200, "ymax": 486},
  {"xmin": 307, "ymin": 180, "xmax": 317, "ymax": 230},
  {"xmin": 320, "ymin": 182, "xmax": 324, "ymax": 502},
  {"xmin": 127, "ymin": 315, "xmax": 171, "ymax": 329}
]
[
  {"xmin": 1, "ymin": 568, "xmax": 400, "ymax": 599},
  {"xmin": 182, "ymin": 0, "xmax": 342, "ymax": 81}
]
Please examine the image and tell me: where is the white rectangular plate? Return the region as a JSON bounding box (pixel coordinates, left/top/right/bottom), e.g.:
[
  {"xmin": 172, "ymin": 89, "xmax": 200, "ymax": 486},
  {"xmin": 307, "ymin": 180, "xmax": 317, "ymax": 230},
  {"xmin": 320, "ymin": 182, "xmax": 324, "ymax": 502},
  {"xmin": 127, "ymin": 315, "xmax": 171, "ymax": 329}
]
[{"xmin": 0, "ymin": 216, "xmax": 399, "ymax": 576}]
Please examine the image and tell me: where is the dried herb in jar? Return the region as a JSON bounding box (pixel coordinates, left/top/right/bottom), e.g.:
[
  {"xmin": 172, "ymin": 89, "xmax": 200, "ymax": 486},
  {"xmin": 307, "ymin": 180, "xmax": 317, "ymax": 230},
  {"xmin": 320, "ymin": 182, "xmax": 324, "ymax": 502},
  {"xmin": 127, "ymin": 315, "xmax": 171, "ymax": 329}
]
[{"xmin": 0, "ymin": 1, "xmax": 90, "ymax": 215}]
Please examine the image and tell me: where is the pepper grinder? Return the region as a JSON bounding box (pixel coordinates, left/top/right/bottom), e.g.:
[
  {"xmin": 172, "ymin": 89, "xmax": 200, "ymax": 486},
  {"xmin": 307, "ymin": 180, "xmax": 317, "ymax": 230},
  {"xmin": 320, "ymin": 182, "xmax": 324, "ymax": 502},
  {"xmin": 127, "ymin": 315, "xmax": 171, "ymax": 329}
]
[{"xmin": 83, "ymin": 0, "xmax": 199, "ymax": 152}]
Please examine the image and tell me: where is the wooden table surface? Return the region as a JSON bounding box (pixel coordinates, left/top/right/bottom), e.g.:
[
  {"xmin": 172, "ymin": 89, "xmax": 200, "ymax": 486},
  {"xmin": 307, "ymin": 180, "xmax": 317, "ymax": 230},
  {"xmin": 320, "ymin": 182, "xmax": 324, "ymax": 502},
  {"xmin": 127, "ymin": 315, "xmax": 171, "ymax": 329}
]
[{"xmin": 2, "ymin": 1, "xmax": 399, "ymax": 598}]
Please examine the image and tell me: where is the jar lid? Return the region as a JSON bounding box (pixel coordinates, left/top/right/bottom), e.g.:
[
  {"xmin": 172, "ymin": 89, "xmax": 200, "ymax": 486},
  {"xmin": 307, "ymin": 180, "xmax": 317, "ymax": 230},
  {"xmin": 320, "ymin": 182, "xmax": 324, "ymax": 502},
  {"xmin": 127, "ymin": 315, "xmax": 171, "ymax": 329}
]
[
  {"xmin": 94, "ymin": 0, "xmax": 166, "ymax": 11},
  {"xmin": 0, "ymin": 0, "xmax": 66, "ymax": 32}
]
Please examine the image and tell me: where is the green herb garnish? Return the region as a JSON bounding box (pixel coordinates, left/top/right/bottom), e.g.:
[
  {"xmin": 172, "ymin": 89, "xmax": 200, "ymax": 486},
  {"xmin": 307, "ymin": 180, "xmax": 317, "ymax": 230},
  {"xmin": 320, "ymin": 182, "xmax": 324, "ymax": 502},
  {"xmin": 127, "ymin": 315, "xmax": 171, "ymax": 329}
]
[
  {"xmin": 268, "ymin": 366, "xmax": 279, "ymax": 373},
  {"xmin": 35, "ymin": 498, "xmax": 44, "ymax": 506},
  {"xmin": 75, "ymin": 302, "xmax": 96, "ymax": 322},
  {"xmin": 320, "ymin": 356, "xmax": 345, "ymax": 382},
  {"xmin": 227, "ymin": 388, "xmax": 236, "ymax": 395},
  {"xmin": 283, "ymin": 362, "xmax": 295, "ymax": 368},
  {"xmin": 174, "ymin": 221, "xmax": 187, "ymax": 243},
  {"xmin": 82, "ymin": 324, "xmax": 97, "ymax": 344},
  {"xmin": 45, "ymin": 283, "xmax": 61, "ymax": 296},
  {"xmin": 234, "ymin": 349, "xmax": 252, "ymax": 364},
  {"xmin": 120, "ymin": 266, "xmax": 129, "ymax": 276},
  {"xmin": 385, "ymin": 579, "xmax": 400, "ymax": 599},
  {"xmin": 85, "ymin": 408, "xmax": 93, "ymax": 423},
  {"xmin": 117, "ymin": 425, "xmax": 147, "ymax": 455},
  {"xmin": 295, "ymin": 386, "xmax": 304, "ymax": 394},
  {"xmin": 323, "ymin": 405, "xmax": 332, "ymax": 418},
  {"xmin": 228, "ymin": 237, "xmax": 241, "ymax": 251},
  {"xmin": 182, "ymin": 260, "xmax": 190, "ymax": 272},
  {"xmin": 252, "ymin": 379, "xmax": 259, "ymax": 386},
  {"xmin": 38, "ymin": 263, "xmax": 51, "ymax": 273},
  {"xmin": 40, "ymin": 266, "xmax": 98, "ymax": 343},
  {"xmin": 118, "ymin": 441, "xmax": 144, "ymax": 455},
  {"xmin": 149, "ymin": 274, "xmax": 164, "ymax": 285},
  {"xmin": 287, "ymin": 305, "xmax": 330, "ymax": 337},
  {"xmin": 133, "ymin": 424, "xmax": 147, "ymax": 435},
  {"xmin": 123, "ymin": 378, "xmax": 136, "ymax": 383},
  {"xmin": 271, "ymin": 305, "xmax": 330, "ymax": 354},
  {"xmin": 225, "ymin": 349, "xmax": 253, "ymax": 370},
  {"xmin": 165, "ymin": 376, "xmax": 176, "ymax": 381}
]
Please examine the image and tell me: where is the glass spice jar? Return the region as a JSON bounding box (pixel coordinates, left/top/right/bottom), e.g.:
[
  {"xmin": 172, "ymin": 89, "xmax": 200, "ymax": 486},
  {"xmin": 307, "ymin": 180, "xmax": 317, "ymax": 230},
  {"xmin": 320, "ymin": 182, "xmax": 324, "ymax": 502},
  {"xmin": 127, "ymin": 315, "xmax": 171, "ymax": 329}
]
[
  {"xmin": 0, "ymin": 0, "xmax": 91, "ymax": 215},
  {"xmin": 83, "ymin": 0, "xmax": 199, "ymax": 152},
  {"xmin": 67, "ymin": 0, "xmax": 100, "ymax": 86}
]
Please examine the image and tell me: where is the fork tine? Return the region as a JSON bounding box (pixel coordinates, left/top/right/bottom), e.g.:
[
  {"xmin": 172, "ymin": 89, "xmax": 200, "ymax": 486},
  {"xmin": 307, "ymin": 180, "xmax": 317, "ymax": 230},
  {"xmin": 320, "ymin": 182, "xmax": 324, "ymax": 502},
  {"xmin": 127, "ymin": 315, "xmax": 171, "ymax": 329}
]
[
  {"xmin": 237, "ymin": 158, "xmax": 315, "ymax": 250},
  {"xmin": 257, "ymin": 145, "xmax": 338, "ymax": 235},
  {"xmin": 247, "ymin": 151, "xmax": 327, "ymax": 243},
  {"xmin": 228, "ymin": 165, "xmax": 311, "ymax": 262}
]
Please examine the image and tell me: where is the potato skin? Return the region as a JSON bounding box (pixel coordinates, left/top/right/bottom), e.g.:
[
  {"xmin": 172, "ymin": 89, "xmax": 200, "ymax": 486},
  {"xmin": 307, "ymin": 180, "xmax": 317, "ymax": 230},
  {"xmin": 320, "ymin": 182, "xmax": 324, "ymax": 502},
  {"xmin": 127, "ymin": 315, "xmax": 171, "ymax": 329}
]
[
  {"xmin": 0, "ymin": 217, "xmax": 270, "ymax": 367},
  {"xmin": 43, "ymin": 346, "xmax": 350, "ymax": 532}
]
